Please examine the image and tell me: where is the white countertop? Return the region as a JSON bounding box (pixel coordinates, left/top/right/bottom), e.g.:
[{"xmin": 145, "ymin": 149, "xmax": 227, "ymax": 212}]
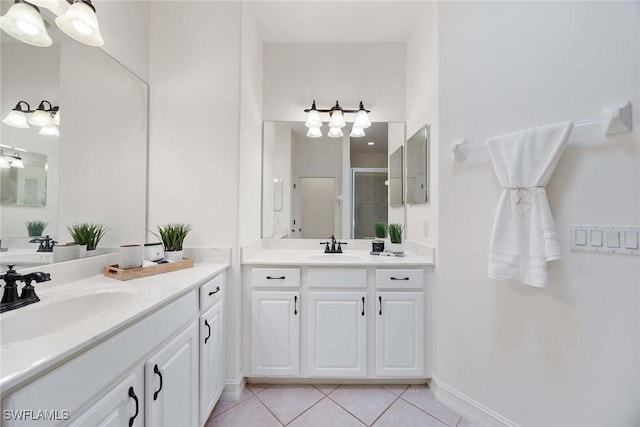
[
  {"xmin": 0, "ymin": 262, "xmax": 229, "ymax": 393},
  {"xmin": 242, "ymin": 249, "xmax": 434, "ymax": 266}
]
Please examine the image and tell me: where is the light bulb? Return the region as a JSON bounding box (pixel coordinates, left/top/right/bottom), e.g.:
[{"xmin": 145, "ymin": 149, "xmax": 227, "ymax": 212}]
[
  {"xmin": 327, "ymin": 127, "xmax": 343, "ymax": 138},
  {"xmin": 0, "ymin": 1, "xmax": 52, "ymax": 47},
  {"xmin": 350, "ymin": 126, "xmax": 365, "ymax": 138},
  {"xmin": 2, "ymin": 110, "xmax": 29, "ymax": 129},
  {"xmin": 55, "ymin": 0, "xmax": 104, "ymax": 47},
  {"xmin": 306, "ymin": 126, "xmax": 322, "ymax": 138},
  {"xmin": 329, "ymin": 110, "xmax": 346, "ymax": 128},
  {"xmin": 39, "ymin": 126, "xmax": 59, "ymax": 137}
]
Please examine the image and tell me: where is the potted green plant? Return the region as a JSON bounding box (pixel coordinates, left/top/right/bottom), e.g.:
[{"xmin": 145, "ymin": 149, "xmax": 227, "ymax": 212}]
[
  {"xmin": 67, "ymin": 222, "xmax": 109, "ymax": 256},
  {"xmin": 388, "ymin": 223, "xmax": 403, "ymax": 252},
  {"xmin": 25, "ymin": 220, "xmax": 48, "ymax": 237},
  {"xmin": 372, "ymin": 222, "xmax": 387, "ymax": 252},
  {"xmin": 154, "ymin": 223, "xmax": 192, "ymax": 262}
]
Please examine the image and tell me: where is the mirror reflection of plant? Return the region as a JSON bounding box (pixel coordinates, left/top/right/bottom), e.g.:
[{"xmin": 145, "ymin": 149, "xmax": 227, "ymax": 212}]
[
  {"xmin": 67, "ymin": 223, "xmax": 109, "ymax": 250},
  {"xmin": 388, "ymin": 223, "xmax": 402, "ymax": 243},
  {"xmin": 25, "ymin": 220, "xmax": 48, "ymax": 237},
  {"xmin": 374, "ymin": 222, "xmax": 387, "ymax": 239},
  {"xmin": 153, "ymin": 223, "xmax": 192, "ymax": 252}
]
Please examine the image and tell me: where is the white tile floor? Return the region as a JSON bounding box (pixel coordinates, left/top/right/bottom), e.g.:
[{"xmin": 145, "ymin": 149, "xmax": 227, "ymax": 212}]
[{"xmin": 206, "ymin": 384, "xmax": 472, "ymax": 427}]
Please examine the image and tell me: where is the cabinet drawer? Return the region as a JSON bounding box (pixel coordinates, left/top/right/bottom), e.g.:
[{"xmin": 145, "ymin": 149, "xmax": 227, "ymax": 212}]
[
  {"xmin": 308, "ymin": 268, "xmax": 367, "ymax": 288},
  {"xmin": 200, "ymin": 273, "xmax": 224, "ymax": 311},
  {"xmin": 252, "ymin": 268, "xmax": 300, "ymax": 288},
  {"xmin": 375, "ymin": 269, "xmax": 424, "ymax": 289}
]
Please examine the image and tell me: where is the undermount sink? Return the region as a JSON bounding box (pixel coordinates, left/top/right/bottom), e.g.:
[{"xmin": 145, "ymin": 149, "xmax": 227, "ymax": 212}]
[
  {"xmin": 0, "ymin": 289, "xmax": 139, "ymax": 346},
  {"xmin": 306, "ymin": 254, "xmax": 364, "ymax": 262}
]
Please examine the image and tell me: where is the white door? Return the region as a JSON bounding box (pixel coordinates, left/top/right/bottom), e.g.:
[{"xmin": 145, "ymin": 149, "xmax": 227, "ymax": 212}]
[
  {"xmin": 251, "ymin": 291, "xmax": 300, "ymax": 376},
  {"xmin": 375, "ymin": 292, "xmax": 424, "ymax": 377},
  {"xmin": 200, "ymin": 300, "xmax": 224, "ymax": 425},
  {"xmin": 300, "ymin": 177, "xmax": 335, "ymax": 238},
  {"xmin": 70, "ymin": 369, "xmax": 144, "ymax": 427},
  {"xmin": 307, "ymin": 292, "xmax": 367, "ymax": 377},
  {"xmin": 145, "ymin": 321, "xmax": 199, "ymax": 427}
]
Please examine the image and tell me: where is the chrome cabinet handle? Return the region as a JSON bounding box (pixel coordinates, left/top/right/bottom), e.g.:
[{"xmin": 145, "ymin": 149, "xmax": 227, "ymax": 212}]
[
  {"xmin": 153, "ymin": 364, "xmax": 163, "ymax": 401},
  {"xmin": 208, "ymin": 286, "xmax": 220, "ymax": 296},
  {"xmin": 204, "ymin": 319, "xmax": 211, "ymax": 344},
  {"xmin": 128, "ymin": 386, "xmax": 139, "ymax": 427}
]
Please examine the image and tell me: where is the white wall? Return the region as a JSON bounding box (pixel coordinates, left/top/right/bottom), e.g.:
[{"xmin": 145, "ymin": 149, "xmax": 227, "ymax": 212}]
[
  {"xmin": 272, "ymin": 123, "xmax": 292, "ymax": 237},
  {"xmin": 351, "ymin": 153, "xmax": 386, "ymax": 168},
  {"xmin": 435, "ymin": 2, "xmax": 639, "ymax": 425},
  {"xmin": 239, "ymin": 2, "xmax": 264, "ymax": 246},
  {"xmin": 91, "ymin": 0, "xmax": 150, "ymax": 82},
  {"xmin": 148, "ymin": 1, "xmax": 240, "ymax": 248},
  {"xmin": 263, "ymin": 43, "xmax": 405, "ymax": 123},
  {"xmin": 0, "ymin": 43, "xmax": 60, "ymax": 239},
  {"xmin": 406, "ymin": 2, "xmax": 438, "ymax": 247}
]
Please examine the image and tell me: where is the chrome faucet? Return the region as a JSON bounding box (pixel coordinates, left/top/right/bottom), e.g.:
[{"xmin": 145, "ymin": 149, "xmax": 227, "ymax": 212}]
[
  {"xmin": 0, "ymin": 265, "xmax": 51, "ymax": 313},
  {"xmin": 29, "ymin": 235, "xmax": 57, "ymax": 252},
  {"xmin": 320, "ymin": 235, "xmax": 348, "ymax": 254}
]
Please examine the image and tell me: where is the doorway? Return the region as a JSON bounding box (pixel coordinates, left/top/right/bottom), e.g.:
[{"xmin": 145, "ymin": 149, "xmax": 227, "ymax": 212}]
[{"xmin": 300, "ymin": 177, "xmax": 336, "ymax": 238}]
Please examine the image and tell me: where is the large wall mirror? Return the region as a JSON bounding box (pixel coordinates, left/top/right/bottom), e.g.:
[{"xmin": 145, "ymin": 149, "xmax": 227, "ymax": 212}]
[
  {"xmin": 0, "ymin": 9, "xmax": 148, "ymax": 268},
  {"xmin": 389, "ymin": 146, "xmax": 403, "ymax": 208},
  {"xmin": 262, "ymin": 121, "xmax": 402, "ymax": 239},
  {"xmin": 406, "ymin": 124, "xmax": 429, "ymax": 204}
]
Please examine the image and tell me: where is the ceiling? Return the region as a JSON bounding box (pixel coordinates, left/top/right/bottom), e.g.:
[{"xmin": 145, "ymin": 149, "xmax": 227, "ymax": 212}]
[{"xmin": 248, "ymin": 1, "xmax": 428, "ymax": 44}]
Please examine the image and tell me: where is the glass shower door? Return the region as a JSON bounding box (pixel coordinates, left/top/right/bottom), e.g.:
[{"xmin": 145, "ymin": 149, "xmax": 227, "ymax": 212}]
[{"xmin": 352, "ymin": 169, "xmax": 388, "ymax": 239}]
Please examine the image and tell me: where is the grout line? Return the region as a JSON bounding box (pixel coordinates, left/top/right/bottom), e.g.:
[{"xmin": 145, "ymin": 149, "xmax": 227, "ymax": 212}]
[
  {"xmin": 325, "ymin": 384, "xmax": 394, "ymax": 426},
  {"xmin": 283, "ymin": 395, "xmax": 329, "ymax": 426},
  {"xmin": 399, "ymin": 394, "xmax": 459, "ymax": 427},
  {"xmin": 252, "ymin": 386, "xmax": 291, "ymax": 426},
  {"xmin": 368, "ymin": 394, "xmax": 402, "ymax": 426},
  {"xmin": 209, "ymin": 387, "xmax": 255, "ymax": 420}
]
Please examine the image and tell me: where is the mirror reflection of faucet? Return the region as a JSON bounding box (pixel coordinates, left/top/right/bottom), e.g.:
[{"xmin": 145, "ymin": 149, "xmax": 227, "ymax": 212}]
[
  {"xmin": 319, "ymin": 235, "xmax": 348, "ymax": 254},
  {"xmin": 0, "ymin": 265, "xmax": 51, "ymax": 313},
  {"xmin": 29, "ymin": 235, "xmax": 57, "ymax": 252}
]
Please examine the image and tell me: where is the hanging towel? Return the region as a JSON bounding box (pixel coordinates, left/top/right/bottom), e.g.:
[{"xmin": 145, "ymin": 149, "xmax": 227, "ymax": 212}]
[{"xmin": 487, "ymin": 121, "xmax": 573, "ymax": 287}]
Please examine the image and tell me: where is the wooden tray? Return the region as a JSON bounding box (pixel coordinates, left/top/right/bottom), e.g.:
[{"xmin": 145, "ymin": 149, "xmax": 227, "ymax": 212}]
[{"xmin": 103, "ymin": 258, "xmax": 194, "ymax": 281}]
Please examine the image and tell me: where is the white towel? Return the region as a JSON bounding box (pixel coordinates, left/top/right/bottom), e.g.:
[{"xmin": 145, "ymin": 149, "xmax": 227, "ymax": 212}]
[{"xmin": 487, "ymin": 121, "xmax": 573, "ymax": 287}]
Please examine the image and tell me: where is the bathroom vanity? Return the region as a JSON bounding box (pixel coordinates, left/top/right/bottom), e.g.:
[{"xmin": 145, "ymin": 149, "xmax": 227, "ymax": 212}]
[
  {"xmin": 242, "ymin": 243, "xmax": 434, "ymax": 382},
  {"xmin": 0, "ymin": 261, "xmax": 228, "ymax": 427}
]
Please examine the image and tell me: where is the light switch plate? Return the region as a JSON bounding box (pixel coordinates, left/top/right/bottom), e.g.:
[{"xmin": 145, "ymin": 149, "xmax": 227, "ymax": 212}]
[{"xmin": 571, "ymin": 225, "xmax": 639, "ymax": 255}]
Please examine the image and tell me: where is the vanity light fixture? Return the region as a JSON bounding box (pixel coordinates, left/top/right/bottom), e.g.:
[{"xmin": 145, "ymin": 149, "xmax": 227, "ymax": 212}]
[
  {"xmin": 0, "ymin": 0, "xmax": 52, "ymax": 47},
  {"xmin": 2, "ymin": 101, "xmax": 33, "ymax": 128},
  {"xmin": 39, "ymin": 126, "xmax": 59, "ymax": 137},
  {"xmin": 52, "ymin": 109, "xmax": 60, "ymax": 126},
  {"xmin": 6, "ymin": 153, "xmax": 25, "ymax": 169},
  {"xmin": 304, "ymin": 100, "xmax": 371, "ymax": 139},
  {"xmin": 28, "ymin": 100, "xmax": 58, "ymax": 127},
  {"xmin": 55, "ymin": 0, "xmax": 104, "ymax": 47}
]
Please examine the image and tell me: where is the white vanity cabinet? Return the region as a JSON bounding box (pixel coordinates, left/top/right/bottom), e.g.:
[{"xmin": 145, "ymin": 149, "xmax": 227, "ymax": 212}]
[
  {"xmin": 145, "ymin": 322, "xmax": 199, "ymax": 427},
  {"xmin": 69, "ymin": 369, "xmax": 145, "ymax": 427},
  {"xmin": 375, "ymin": 269, "xmax": 425, "ymax": 377},
  {"xmin": 199, "ymin": 273, "xmax": 225, "ymax": 426},
  {"xmin": 2, "ymin": 268, "xmax": 229, "ymax": 427},
  {"xmin": 251, "ymin": 291, "xmax": 300, "ymax": 376},
  {"xmin": 245, "ymin": 263, "xmax": 428, "ymax": 381},
  {"xmin": 307, "ymin": 292, "xmax": 367, "ymax": 377}
]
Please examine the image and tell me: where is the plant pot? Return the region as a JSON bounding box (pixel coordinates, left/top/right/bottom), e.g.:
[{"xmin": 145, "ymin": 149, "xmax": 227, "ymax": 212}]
[
  {"xmin": 77, "ymin": 244, "xmax": 87, "ymax": 258},
  {"xmin": 86, "ymin": 249, "xmax": 97, "ymax": 258},
  {"xmin": 387, "ymin": 242, "xmax": 403, "ymax": 253},
  {"xmin": 165, "ymin": 250, "xmax": 183, "ymax": 262}
]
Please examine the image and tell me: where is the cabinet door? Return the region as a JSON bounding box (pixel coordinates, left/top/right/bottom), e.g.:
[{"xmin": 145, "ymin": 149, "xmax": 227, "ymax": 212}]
[
  {"xmin": 200, "ymin": 300, "xmax": 224, "ymax": 425},
  {"xmin": 375, "ymin": 292, "xmax": 424, "ymax": 377},
  {"xmin": 251, "ymin": 291, "xmax": 300, "ymax": 376},
  {"xmin": 307, "ymin": 292, "xmax": 367, "ymax": 377},
  {"xmin": 145, "ymin": 321, "xmax": 199, "ymax": 427},
  {"xmin": 70, "ymin": 369, "xmax": 144, "ymax": 427}
]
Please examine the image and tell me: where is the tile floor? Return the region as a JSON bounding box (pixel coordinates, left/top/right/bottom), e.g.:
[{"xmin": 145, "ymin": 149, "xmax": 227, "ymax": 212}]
[{"xmin": 206, "ymin": 384, "xmax": 472, "ymax": 427}]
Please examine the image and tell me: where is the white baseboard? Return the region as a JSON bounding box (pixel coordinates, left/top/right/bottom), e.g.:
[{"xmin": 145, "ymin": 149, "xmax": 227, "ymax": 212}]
[
  {"xmin": 431, "ymin": 377, "xmax": 519, "ymax": 427},
  {"xmin": 221, "ymin": 376, "xmax": 246, "ymax": 401}
]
